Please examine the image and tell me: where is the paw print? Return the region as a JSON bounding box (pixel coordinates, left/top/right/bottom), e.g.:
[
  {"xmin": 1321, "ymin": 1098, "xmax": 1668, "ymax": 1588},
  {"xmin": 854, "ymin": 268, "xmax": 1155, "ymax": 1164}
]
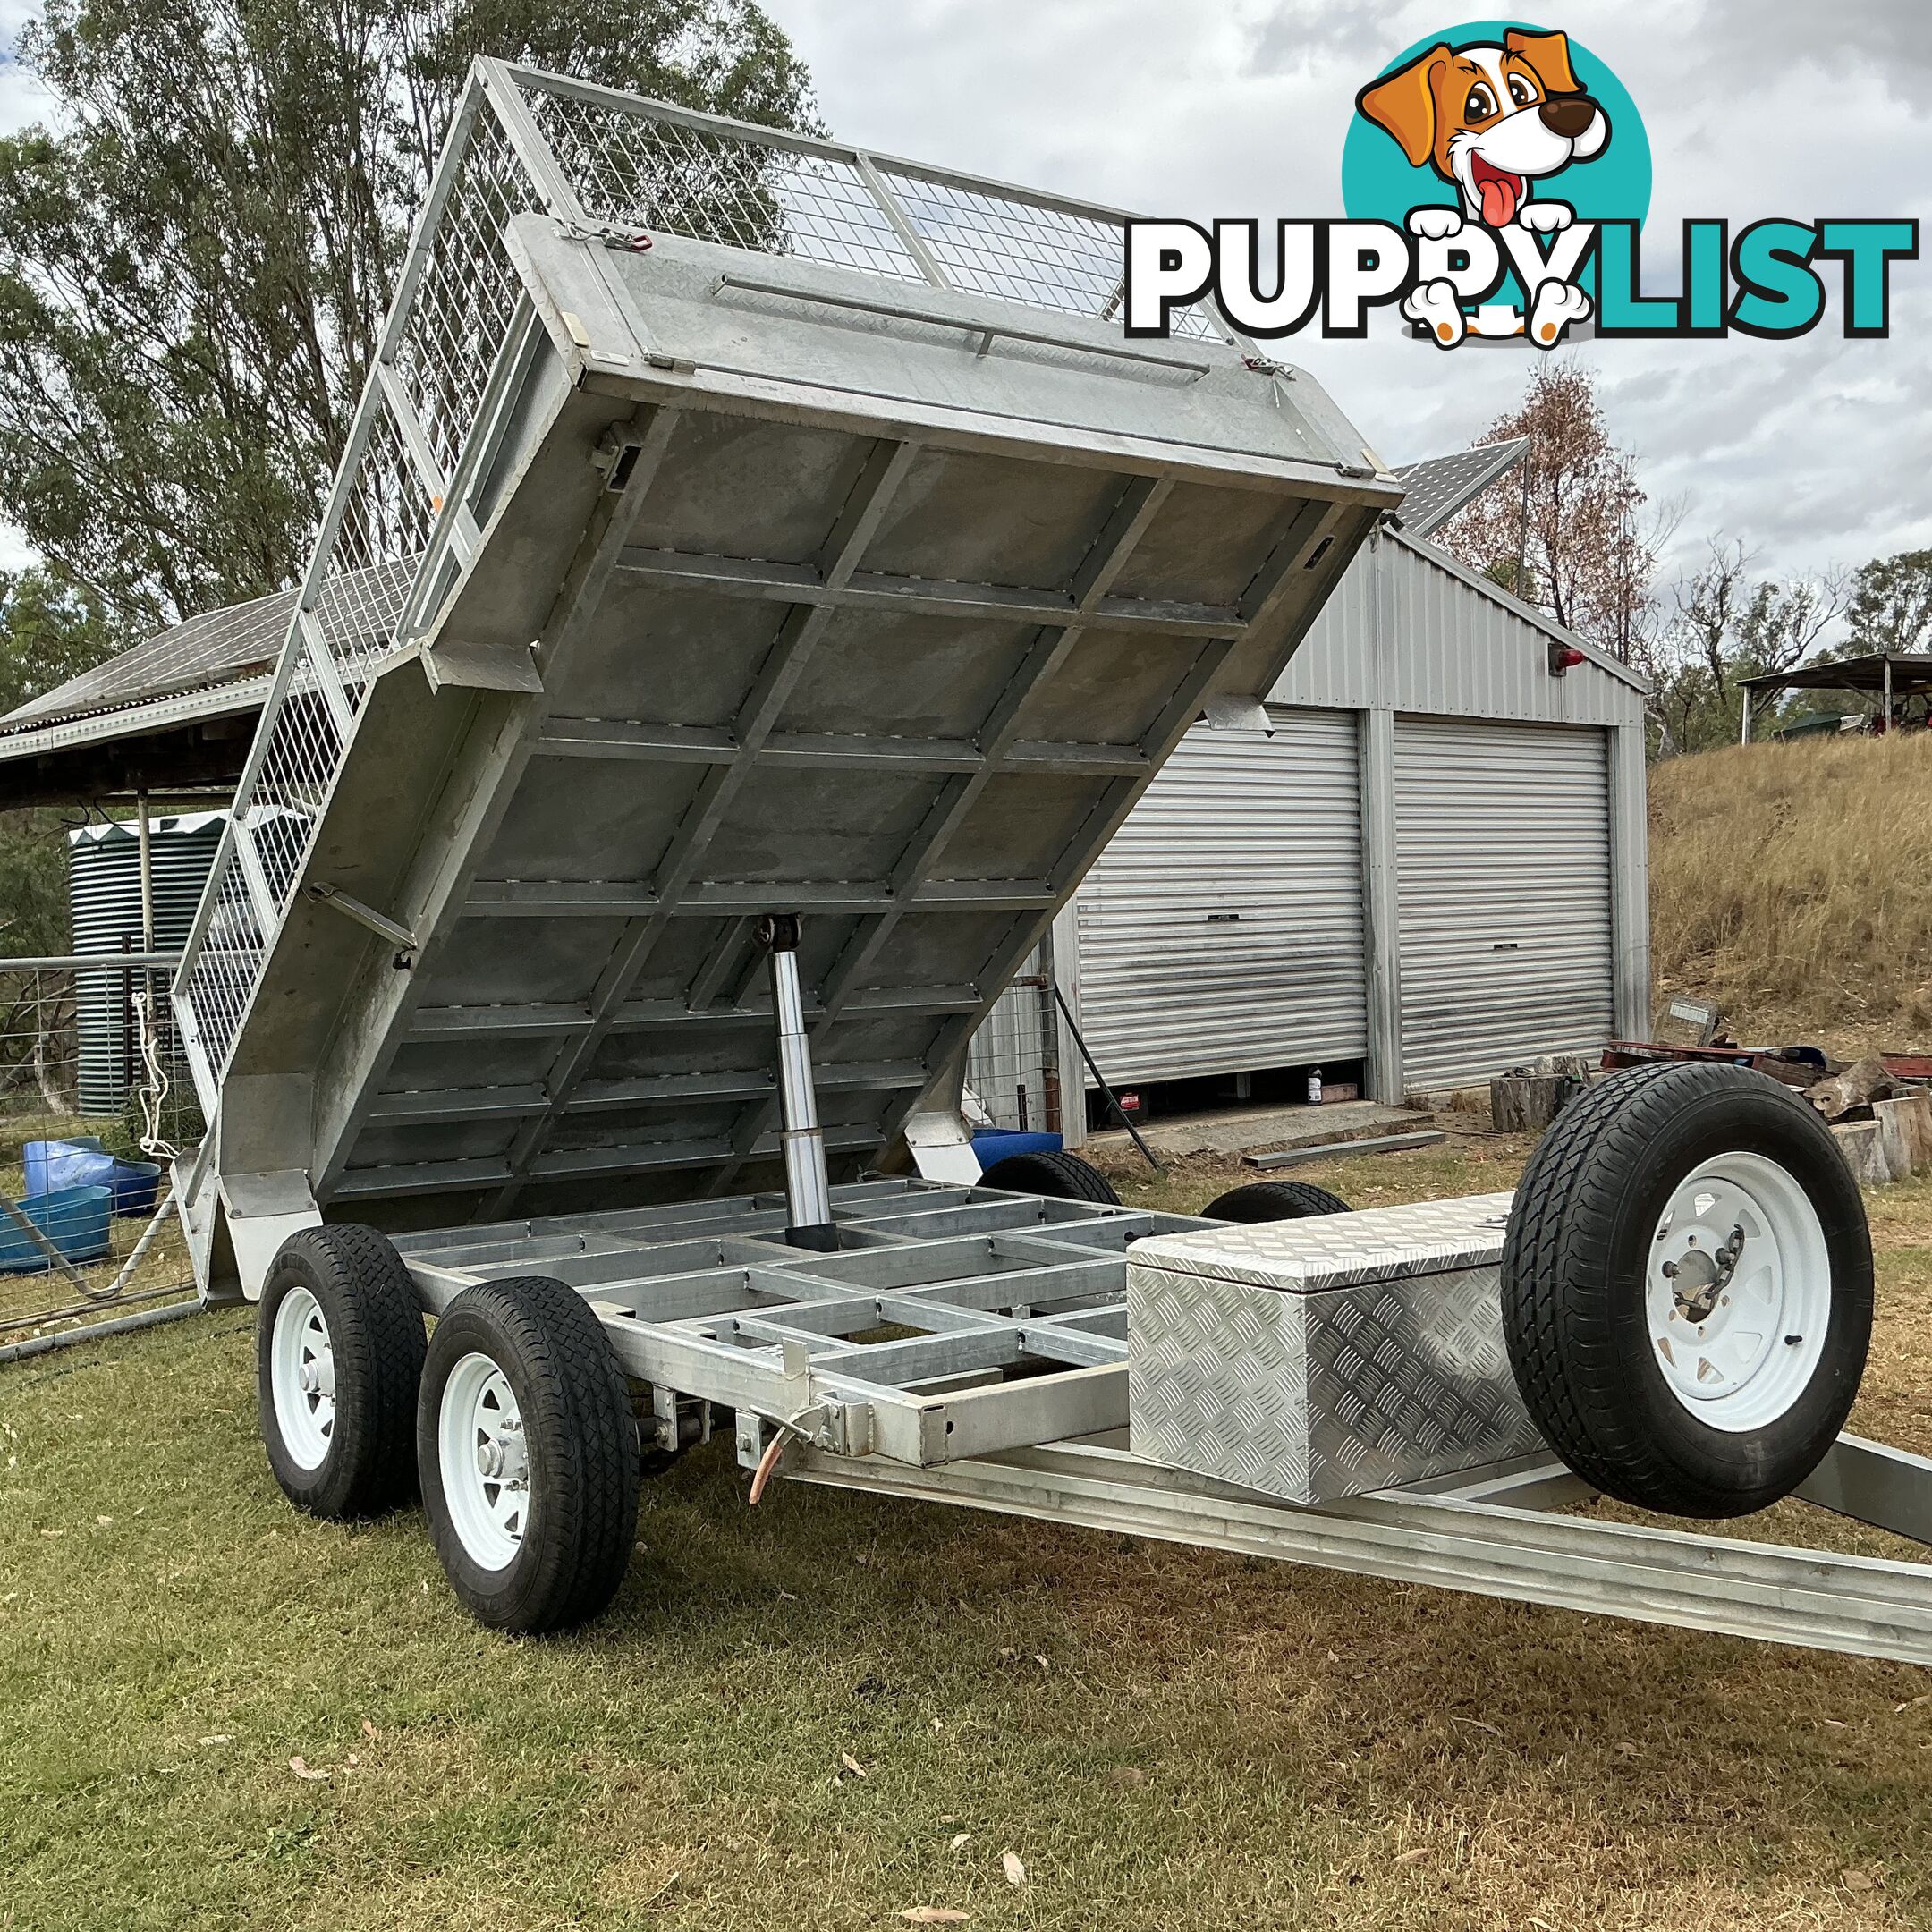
[
  {"xmin": 1406, "ymin": 207, "xmax": 1465, "ymax": 242},
  {"xmin": 1402, "ymin": 278, "xmax": 1467, "ymax": 349},
  {"xmin": 1529, "ymin": 280, "xmax": 1593, "ymax": 346},
  {"xmin": 1520, "ymin": 200, "xmax": 1575, "ymax": 235}
]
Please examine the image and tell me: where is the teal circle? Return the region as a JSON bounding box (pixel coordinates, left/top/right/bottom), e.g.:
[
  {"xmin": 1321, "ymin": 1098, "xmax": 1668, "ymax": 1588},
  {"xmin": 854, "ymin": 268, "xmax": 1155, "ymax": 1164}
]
[{"xmin": 1342, "ymin": 20, "xmax": 1650, "ymax": 228}]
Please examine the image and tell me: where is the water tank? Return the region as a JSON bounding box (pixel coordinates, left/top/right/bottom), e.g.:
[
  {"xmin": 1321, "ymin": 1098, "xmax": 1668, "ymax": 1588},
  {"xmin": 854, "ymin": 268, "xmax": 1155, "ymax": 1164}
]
[{"xmin": 68, "ymin": 812, "xmax": 225, "ymax": 1112}]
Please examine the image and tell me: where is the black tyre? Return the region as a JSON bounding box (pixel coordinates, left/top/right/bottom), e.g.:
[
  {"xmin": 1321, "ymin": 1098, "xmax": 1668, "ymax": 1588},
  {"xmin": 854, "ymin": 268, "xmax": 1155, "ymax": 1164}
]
[
  {"xmin": 979, "ymin": 1149, "xmax": 1121, "ymax": 1205},
  {"xmin": 258, "ymin": 1224, "xmax": 426, "ymax": 1520},
  {"xmin": 1201, "ymin": 1180, "xmax": 1351, "ymax": 1221},
  {"xmin": 1502, "ymin": 1061, "xmax": 1872, "ymax": 1518},
  {"xmin": 418, "ymin": 1276, "xmax": 640, "ymax": 1633}
]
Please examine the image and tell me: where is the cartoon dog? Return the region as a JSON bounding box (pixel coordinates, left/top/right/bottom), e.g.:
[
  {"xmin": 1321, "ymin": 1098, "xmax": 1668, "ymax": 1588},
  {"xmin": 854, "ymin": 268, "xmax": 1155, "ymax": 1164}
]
[{"xmin": 1356, "ymin": 29, "xmax": 1609, "ymax": 233}]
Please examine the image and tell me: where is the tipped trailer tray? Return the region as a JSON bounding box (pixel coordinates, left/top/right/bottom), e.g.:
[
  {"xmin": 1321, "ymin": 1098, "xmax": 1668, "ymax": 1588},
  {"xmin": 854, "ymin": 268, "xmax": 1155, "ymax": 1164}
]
[{"xmin": 166, "ymin": 63, "xmax": 1932, "ymax": 1665}]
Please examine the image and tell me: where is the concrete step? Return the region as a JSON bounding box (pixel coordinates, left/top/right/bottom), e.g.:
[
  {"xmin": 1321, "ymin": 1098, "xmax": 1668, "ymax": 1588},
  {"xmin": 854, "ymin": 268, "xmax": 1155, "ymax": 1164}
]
[{"xmin": 1086, "ymin": 1098, "xmax": 1431, "ymax": 1163}]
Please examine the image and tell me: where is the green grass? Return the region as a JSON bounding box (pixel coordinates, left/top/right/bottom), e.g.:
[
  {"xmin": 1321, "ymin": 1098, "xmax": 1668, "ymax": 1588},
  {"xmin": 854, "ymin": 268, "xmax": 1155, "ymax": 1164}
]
[{"xmin": 4, "ymin": 1145, "xmax": 1932, "ymax": 1929}]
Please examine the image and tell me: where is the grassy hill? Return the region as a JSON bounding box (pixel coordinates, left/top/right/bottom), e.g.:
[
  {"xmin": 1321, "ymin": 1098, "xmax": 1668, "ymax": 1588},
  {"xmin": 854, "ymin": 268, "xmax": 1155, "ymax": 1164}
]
[{"xmin": 1649, "ymin": 733, "xmax": 1932, "ymax": 1055}]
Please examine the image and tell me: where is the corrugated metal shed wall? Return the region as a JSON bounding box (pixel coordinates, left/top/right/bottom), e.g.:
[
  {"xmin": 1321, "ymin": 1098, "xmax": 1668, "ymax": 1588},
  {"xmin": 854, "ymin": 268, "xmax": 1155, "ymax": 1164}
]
[
  {"xmin": 1273, "ymin": 529, "xmax": 1640, "ymax": 727},
  {"xmin": 960, "ymin": 525, "xmax": 1647, "ymax": 1120},
  {"xmin": 1074, "ymin": 710, "xmax": 1365, "ymax": 1084},
  {"xmin": 1394, "ymin": 718, "xmax": 1614, "ymax": 1089}
]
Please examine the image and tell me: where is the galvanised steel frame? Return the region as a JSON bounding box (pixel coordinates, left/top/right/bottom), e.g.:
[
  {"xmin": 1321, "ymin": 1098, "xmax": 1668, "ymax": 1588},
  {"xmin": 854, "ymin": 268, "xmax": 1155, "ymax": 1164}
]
[
  {"xmin": 386, "ymin": 1174, "xmax": 1932, "ymax": 1667},
  {"xmin": 168, "ymin": 59, "xmax": 1236, "ymax": 1114}
]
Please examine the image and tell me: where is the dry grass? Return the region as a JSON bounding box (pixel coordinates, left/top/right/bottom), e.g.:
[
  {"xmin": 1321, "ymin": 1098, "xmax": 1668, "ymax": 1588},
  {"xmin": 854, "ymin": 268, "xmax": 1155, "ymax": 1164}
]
[
  {"xmin": 5, "ymin": 1137, "xmax": 1932, "ymax": 1930},
  {"xmin": 1650, "ymin": 734, "xmax": 1932, "ymax": 1055}
]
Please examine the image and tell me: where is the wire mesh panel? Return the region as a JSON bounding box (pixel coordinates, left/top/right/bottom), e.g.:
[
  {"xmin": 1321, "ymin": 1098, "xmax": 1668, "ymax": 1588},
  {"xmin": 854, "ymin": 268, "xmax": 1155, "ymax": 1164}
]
[
  {"xmin": 0, "ymin": 957, "xmax": 200, "ymax": 1342},
  {"xmin": 532, "ymin": 89, "xmax": 921, "ymax": 276},
  {"xmin": 182, "ymin": 860, "xmax": 267, "ymax": 1075},
  {"xmin": 872, "ymin": 166, "xmax": 1216, "ymax": 342},
  {"xmin": 517, "ymin": 72, "xmax": 1224, "ymax": 337},
  {"xmin": 0, "ymin": 959, "xmax": 200, "ymax": 1194},
  {"xmin": 174, "ymin": 76, "xmax": 552, "ymax": 1108},
  {"xmin": 963, "ymin": 947, "xmax": 1060, "ymax": 1133},
  {"xmin": 312, "ymin": 414, "xmax": 438, "ymax": 691},
  {"xmin": 389, "ymin": 110, "xmax": 546, "ymax": 490}
]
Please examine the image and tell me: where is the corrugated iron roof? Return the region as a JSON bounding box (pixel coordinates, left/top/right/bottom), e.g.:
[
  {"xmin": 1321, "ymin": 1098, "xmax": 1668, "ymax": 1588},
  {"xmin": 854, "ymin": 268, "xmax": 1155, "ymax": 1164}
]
[
  {"xmin": 0, "ymin": 558, "xmax": 419, "ymax": 740},
  {"xmin": 0, "ymin": 587, "xmax": 296, "ymax": 735},
  {"xmin": 1393, "ymin": 437, "xmax": 1530, "ymax": 539}
]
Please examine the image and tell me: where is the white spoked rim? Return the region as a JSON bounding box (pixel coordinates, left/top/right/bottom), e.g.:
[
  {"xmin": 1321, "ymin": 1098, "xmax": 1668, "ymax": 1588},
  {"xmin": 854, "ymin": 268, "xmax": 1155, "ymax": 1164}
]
[
  {"xmin": 269, "ymin": 1286, "xmax": 336, "ymax": 1470},
  {"xmin": 1646, "ymin": 1150, "xmax": 1832, "ymax": 1433},
  {"xmin": 438, "ymin": 1352, "xmax": 530, "ymax": 1572}
]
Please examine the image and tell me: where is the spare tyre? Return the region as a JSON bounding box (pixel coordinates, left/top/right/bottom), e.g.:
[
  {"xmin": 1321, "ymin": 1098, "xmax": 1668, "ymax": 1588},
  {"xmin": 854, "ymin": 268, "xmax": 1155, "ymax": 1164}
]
[{"xmin": 1501, "ymin": 1061, "xmax": 1872, "ymax": 1518}]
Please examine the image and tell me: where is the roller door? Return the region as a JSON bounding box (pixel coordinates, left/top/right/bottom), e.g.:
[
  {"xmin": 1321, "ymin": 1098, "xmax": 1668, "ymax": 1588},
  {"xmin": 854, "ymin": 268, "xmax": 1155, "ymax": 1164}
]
[
  {"xmin": 1394, "ymin": 717, "xmax": 1614, "ymax": 1089},
  {"xmin": 1074, "ymin": 709, "xmax": 1366, "ymax": 1084}
]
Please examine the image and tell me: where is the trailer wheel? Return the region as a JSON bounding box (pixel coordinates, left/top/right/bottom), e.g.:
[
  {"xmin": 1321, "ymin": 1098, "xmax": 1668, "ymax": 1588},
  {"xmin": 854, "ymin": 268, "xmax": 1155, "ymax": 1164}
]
[
  {"xmin": 979, "ymin": 1149, "xmax": 1121, "ymax": 1205},
  {"xmin": 1502, "ymin": 1062, "xmax": 1872, "ymax": 1518},
  {"xmin": 1201, "ymin": 1180, "xmax": 1351, "ymax": 1221},
  {"xmin": 418, "ymin": 1276, "xmax": 640, "ymax": 1633},
  {"xmin": 258, "ymin": 1224, "xmax": 426, "ymax": 1520}
]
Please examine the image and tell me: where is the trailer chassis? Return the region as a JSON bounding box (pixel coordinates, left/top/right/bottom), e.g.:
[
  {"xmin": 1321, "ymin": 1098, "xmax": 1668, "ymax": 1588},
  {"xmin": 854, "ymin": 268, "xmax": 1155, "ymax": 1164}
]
[{"xmin": 386, "ymin": 1178, "xmax": 1932, "ymax": 1668}]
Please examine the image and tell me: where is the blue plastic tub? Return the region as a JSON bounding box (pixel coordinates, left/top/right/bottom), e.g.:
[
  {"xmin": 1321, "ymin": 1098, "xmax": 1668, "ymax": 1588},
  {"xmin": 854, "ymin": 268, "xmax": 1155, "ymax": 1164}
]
[
  {"xmin": 0, "ymin": 1184, "xmax": 113, "ymax": 1273},
  {"xmin": 971, "ymin": 1128, "xmax": 1064, "ymax": 1171},
  {"xmin": 24, "ymin": 1137, "xmax": 163, "ymax": 1216}
]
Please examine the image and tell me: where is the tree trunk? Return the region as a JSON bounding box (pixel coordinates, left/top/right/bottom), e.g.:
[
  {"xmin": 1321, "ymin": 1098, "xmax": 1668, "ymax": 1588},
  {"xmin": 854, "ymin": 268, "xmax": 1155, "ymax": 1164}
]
[{"xmin": 1490, "ymin": 1072, "xmax": 1582, "ymax": 1133}]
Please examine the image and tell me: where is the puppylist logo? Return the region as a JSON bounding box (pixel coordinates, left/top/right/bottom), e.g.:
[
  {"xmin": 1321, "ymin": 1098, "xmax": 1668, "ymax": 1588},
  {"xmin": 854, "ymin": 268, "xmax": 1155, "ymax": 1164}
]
[{"xmin": 1124, "ymin": 21, "xmax": 1918, "ymax": 350}]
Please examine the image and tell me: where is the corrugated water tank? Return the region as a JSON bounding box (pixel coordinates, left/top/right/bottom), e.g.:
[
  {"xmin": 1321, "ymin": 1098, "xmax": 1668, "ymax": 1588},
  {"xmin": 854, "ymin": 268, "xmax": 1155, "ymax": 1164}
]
[{"xmin": 68, "ymin": 812, "xmax": 224, "ymax": 1111}]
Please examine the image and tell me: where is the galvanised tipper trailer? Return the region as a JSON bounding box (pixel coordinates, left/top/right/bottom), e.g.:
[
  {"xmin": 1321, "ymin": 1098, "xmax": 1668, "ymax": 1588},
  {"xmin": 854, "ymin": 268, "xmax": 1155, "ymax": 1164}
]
[{"xmin": 167, "ymin": 60, "xmax": 1932, "ymax": 1656}]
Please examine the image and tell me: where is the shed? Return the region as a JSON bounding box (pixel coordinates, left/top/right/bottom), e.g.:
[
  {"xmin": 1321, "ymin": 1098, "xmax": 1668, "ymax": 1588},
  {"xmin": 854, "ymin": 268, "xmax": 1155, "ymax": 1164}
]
[
  {"xmin": 1737, "ymin": 653, "xmax": 1932, "ymax": 741},
  {"xmin": 968, "ymin": 443, "xmax": 1651, "ymax": 1129}
]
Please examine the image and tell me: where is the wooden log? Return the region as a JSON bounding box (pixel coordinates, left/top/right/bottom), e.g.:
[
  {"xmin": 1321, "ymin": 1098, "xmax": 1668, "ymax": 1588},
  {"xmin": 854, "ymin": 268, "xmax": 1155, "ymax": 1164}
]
[
  {"xmin": 1806, "ymin": 1056, "xmax": 1897, "ymax": 1123},
  {"xmin": 1489, "ymin": 1072, "xmax": 1581, "ymax": 1134},
  {"xmin": 1875, "ymin": 1094, "xmax": 1932, "ymax": 1177},
  {"xmin": 1835, "ymin": 1119, "xmax": 1897, "ymax": 1188}
]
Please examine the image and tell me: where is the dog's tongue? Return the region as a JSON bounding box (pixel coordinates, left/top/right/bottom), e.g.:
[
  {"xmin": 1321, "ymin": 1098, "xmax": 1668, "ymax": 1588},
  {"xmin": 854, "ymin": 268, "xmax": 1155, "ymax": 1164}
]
[{"xmin": 1479, "ymin": 174, "xmax": 1520, "ymax": 226}]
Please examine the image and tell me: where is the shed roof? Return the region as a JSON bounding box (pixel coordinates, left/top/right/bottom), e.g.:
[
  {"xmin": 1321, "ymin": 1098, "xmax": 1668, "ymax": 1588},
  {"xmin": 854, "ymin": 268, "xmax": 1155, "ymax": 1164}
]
[
  {"xmin": 1392, "ymin": 438, "xmax": 1529, "ymax": 539},
  {"xmin": 0, "ymin": 564, "xmax": 413, "ymax": 807},
  {"xmin": 2, "ymin": 587, "xmax": 293, "ymax": 734},
  {"xmin": 1738, "ymin": 653, "xmax": 1932, "ymax": 695}
]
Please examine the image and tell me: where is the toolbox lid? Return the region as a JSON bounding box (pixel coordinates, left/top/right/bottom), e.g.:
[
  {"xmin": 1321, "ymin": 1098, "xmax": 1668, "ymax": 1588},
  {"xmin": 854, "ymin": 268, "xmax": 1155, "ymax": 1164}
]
[{"xmin": 1126, "ymin": 1192, "xmax": 1515, "ymax": 1292}]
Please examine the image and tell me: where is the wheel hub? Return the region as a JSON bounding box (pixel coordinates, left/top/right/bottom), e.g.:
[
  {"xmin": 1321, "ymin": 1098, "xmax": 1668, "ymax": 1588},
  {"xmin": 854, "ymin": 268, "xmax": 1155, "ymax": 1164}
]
[
  {"xmin": 1663, "ymin": 1225, "xmax": 1743, "ymax": 1323},
  {"xmin": 269, "ymin": 1285, "xmax": 337, "ymax": 1472},
  {"xmin": 439, "ymin": 1355, "xmax": 531, "ymax": 1570},
  {"xmin": 1645, "ymin": 1152, "xmax": 1830, "ymax": 1431}
]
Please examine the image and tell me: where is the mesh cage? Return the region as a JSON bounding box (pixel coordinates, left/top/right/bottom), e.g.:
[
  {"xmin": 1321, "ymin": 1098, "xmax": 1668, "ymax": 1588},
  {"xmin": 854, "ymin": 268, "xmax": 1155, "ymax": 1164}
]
[
  {"xmin": 174, "ymin": 60, "xmax": 1235, "ymax": 1110},
  {"xmin": 390, "ymin": 111, "xmax": 544, "ymax": 488},
  {"xmin": 521, "ymin": 77, "xmax": 1222, "ymax": 338},
  {"xmin": 533, "ymin": 91, "xmax": 921, "ymax": 277},
  {"xmin": 174, "ymin": 84, "xmax": 545, "ymax": 1106}
]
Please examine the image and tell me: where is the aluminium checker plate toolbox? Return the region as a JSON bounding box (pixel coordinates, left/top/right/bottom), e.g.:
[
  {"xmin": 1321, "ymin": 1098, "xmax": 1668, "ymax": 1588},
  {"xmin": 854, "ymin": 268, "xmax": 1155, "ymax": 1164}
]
[{"xmin": 1126, "ymin": 1192, "xmax": 1545, "ymax": 1504}]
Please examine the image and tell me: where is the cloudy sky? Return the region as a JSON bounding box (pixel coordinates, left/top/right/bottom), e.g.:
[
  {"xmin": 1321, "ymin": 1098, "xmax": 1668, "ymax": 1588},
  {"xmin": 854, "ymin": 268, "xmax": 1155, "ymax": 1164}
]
[
  {"xmin": 1, "ymin": 1, "xmax": 1927, "ymax": 594},
  {"xmin": 770, "ymin": 0, "xmax": 1932, "ymax": 591}
]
